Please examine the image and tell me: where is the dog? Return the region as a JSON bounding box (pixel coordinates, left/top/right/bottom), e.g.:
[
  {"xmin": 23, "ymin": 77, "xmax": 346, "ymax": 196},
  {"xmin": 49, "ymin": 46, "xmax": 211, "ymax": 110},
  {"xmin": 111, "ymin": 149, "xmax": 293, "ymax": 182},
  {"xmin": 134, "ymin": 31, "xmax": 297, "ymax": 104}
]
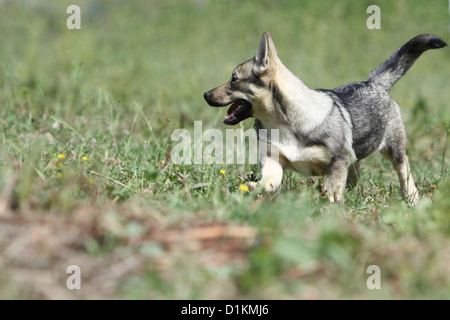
[{"xmin": 204, "ymin": 32, "xmax": 447, "ymax": 204}]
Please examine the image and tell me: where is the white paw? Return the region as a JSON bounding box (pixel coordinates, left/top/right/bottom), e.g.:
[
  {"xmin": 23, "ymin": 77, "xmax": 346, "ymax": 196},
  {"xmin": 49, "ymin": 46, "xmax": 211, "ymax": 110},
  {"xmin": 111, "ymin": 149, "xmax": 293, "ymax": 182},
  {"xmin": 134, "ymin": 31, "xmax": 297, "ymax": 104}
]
[
  {"xmin": 248, "ymin": 181, "xmax": 259, "ymax": 191},
  {"xmin": 407, "ymin": 191, "xmax": 420, "ymax": 206}
]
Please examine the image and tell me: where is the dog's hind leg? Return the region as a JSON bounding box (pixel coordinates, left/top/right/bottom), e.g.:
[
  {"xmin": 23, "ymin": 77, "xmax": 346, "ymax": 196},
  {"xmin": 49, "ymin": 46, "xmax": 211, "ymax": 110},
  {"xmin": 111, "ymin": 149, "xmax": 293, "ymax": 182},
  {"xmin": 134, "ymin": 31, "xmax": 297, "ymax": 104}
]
[
  {"xmin": 379, "ymin": 102, "xmax": 420, "ymax": 205},
  {"xmin": 395, "ymin": 156, "xmax": 420, "ymax": 205},
  {"xmin": 346, "ymin": 160, "xmax": 361, "ymax": 189},
  {"xmin": 380, "ymin": 144, "xmax": 420, "ymax": 205}
]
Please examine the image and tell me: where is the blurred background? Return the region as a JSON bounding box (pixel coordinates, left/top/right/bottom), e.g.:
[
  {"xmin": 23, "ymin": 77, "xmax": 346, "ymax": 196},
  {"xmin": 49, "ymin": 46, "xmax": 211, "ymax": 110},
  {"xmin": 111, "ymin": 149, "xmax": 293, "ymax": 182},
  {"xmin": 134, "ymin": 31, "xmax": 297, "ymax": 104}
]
[{"xmin": 1, "ymin": 0, "xmax": 448, "ymax": 127}]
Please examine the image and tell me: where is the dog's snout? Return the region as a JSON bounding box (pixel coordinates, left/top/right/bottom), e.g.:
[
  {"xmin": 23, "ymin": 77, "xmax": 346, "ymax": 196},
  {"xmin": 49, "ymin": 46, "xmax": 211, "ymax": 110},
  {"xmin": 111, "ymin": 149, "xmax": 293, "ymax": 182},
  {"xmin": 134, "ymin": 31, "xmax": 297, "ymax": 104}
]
[
  {"xmin": 203, "ymin": 88, "xmax": 227, "ymax": 107},
  {"xmin": 203, "ymin": 91, "xmax": 211, "ymax": 102}
]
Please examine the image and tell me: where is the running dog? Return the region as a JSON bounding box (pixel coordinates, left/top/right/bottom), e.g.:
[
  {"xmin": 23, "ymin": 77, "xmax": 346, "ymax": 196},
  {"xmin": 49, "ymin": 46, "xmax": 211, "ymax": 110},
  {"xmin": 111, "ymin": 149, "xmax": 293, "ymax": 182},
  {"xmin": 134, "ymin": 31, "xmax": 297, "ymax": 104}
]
[{"xmin": 204, "ymin": 32, "xmax": 446, "ymax": 204}]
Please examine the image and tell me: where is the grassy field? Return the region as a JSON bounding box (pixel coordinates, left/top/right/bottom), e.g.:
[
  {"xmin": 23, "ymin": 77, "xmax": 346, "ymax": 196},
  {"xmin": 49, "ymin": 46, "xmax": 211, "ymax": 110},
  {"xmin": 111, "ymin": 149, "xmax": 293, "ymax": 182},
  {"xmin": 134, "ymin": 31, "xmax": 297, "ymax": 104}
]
[{"xmin": 0, "ymin": 0, "xmax": 449, "ymax": 299}]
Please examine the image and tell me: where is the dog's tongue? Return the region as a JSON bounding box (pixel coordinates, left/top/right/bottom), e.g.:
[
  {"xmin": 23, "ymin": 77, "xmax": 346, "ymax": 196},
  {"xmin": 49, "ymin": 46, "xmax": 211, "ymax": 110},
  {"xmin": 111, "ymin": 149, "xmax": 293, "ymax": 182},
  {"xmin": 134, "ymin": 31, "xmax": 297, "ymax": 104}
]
[
  {"xmin": 224, "ymin": 101, "xmax": 243, "ymax": 123},
  {"xmin": 227, "ymin": 101, "xmax": 242, "ymax": 116}
]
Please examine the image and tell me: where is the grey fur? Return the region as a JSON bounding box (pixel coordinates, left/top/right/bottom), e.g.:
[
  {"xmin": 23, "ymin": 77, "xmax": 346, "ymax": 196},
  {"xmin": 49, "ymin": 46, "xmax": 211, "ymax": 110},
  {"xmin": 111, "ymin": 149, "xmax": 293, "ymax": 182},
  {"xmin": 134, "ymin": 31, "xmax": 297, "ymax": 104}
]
[{"xmin": 204, "ymin": 33, "xmax": 447, "ymax": 204}]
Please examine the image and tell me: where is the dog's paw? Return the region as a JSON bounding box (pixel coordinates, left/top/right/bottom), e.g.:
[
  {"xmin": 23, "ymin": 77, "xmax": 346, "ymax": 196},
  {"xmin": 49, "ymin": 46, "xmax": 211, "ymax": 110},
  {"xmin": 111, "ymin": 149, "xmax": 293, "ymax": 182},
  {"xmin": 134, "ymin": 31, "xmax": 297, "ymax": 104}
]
[
  {"xmin": 327, "ymin": 192, "xmax": 342, "ymax": 203},
  {"xmin": 263, "ymin": 182, "xmax": 277, "ymax": 193},
  {"xmin": 323, "ymin": 180, "xmax": 343, "ymax": 203},
  {"xmin": 248, "ymin": 179, "xmax": 279, "ymax": 193},
  {"xmin": 407, "ymin": 191, "xmax": 421, "ymax": 206},
  {"xmin": 248, "ymin": 181, "xmax": 259, "ymax": 191},
  {"xmin": 248, "ymin": 181, "xmax": 281, "ymax": 199}
]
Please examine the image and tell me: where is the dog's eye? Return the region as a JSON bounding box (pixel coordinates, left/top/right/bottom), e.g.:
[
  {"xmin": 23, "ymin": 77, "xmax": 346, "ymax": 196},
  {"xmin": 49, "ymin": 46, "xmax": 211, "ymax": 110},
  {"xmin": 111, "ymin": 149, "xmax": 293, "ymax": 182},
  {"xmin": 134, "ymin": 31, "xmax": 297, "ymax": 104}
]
[{"xmin": 231, "ymin": 74, "xmax": 238, "ymax": 83}]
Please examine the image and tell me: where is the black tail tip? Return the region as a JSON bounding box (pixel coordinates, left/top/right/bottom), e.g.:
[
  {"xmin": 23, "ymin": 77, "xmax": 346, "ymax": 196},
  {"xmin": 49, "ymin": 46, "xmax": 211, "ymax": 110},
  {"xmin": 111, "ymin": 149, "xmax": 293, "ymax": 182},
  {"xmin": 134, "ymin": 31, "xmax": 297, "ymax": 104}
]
[
  {"xmin": 429, "ymin": 37, "xmax": 447, "ymax": 49},
  {"xmin": 429, "ymin": 38, "xmax": 447, "ymax": 49}
]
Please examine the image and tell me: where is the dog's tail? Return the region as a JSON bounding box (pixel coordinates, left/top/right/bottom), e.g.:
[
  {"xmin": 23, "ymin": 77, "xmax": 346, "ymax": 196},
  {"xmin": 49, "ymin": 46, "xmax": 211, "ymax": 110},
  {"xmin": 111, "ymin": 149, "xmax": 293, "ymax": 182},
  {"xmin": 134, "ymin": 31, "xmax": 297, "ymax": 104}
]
[{"xmin": 366, "ymin": 34, "xmax": 447, "ymax": 91}]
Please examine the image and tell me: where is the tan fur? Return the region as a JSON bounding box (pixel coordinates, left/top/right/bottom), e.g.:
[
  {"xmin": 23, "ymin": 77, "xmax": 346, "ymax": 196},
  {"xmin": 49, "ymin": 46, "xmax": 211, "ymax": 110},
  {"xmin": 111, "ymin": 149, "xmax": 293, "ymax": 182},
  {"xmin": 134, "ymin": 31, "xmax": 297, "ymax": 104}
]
[{"xmin": 394, "ymin": 156, "xmax": 420, "ymax": 204}]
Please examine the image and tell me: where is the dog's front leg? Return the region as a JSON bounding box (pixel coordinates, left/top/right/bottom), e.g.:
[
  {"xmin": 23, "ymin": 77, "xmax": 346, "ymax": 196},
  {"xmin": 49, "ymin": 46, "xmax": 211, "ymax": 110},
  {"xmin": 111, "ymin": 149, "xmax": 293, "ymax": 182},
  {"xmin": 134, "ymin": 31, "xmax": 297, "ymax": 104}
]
[
  {"xmin": 260, "ymin": 157, "xmax": 284, "ymax": 192},
  {"xmin": 249, "ymin": 156, "xmax": 284, "ymax": 193},
  {"xmin": 323, "ymin": 156, "xmax": 349, "ymax": 202}
]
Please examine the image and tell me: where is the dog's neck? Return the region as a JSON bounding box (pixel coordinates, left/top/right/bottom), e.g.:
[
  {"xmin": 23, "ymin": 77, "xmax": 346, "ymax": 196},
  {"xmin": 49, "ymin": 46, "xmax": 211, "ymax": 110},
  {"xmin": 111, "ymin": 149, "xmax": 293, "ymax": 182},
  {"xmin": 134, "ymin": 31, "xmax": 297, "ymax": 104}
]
[{"xmin": 258, "ymin": 62, "xmax": 333, "ymax": 134}]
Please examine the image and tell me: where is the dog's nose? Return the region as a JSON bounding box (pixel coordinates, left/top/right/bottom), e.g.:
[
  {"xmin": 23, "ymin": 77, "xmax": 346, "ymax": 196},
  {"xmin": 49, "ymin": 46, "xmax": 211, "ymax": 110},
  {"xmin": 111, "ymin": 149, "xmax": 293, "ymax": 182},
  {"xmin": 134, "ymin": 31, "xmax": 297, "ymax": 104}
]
[{"xmin": 203, "ymin": 91, "xmax": 211, "ymax": 102}]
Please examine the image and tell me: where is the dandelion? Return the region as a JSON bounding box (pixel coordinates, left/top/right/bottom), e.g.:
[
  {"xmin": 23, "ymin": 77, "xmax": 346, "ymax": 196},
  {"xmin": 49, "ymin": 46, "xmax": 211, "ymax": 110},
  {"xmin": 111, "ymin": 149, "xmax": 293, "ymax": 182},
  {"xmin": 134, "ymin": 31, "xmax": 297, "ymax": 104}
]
[
  {"xmin": 81, "ymin": 156, "xmax": 88, "ymax": 162},
  {"xmin": 58, "ymin": 154, "xmax": 66, "ymax": 160},
  {"xmin": 57, "ymin": 172, "xmax": 62, "ymax": 179},
  {"xmin": 220, "ymin": 169, "xmax": 226, "ymax": 175},
  {"xmin": 239, "ymin": 184, "xmax": 249, "ymax": 192},
  {"xmin": 55, "ymin": 161, "xmax": 62, "ymax": 167}
]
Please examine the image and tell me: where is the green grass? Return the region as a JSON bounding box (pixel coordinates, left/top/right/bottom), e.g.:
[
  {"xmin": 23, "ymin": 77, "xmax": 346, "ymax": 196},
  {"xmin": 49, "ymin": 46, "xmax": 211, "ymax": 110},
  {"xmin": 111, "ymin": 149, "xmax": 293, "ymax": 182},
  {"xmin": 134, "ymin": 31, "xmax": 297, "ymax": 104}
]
[{"xmin": 0, "ymin": 0, "xmax": 449, "ymax": 299}]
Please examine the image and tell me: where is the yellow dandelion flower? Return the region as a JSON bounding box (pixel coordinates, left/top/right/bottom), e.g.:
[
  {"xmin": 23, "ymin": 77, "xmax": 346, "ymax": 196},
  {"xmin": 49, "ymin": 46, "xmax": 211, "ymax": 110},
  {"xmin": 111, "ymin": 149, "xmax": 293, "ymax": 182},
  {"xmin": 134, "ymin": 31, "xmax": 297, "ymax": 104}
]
[
  {"xmin": 57, "ymin": 172, "xmax": 62, "ymax": 179},
  {"xmin": 88, "ymin": 179, "xmax": 93, "ymax": 185},
  {"xmin": 58, "ymin": 154, "xmax": 66, "ymax": 159},
  {"xmin": 81, "ymin": 156, "xmax": 88, "ymax": 162},
  {"xmin": 220, "ymin": 169, "xmax": 226, "ymax": 174},
  {"xmin": 239, "ymin": 184, "xmax": 249, "ymax": 192},
  {"xmin": 55, "ymin": 160, "xmax": 61, "ymax": 167}
]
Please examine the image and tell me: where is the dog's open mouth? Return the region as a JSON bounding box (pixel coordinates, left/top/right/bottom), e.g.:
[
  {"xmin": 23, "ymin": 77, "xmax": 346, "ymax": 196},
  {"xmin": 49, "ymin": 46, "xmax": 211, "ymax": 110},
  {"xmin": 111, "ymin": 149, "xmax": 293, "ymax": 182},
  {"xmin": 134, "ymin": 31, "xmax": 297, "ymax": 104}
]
[{"xmin": 223, "ymin": 100, "xmax": 253, "ymax": 125}]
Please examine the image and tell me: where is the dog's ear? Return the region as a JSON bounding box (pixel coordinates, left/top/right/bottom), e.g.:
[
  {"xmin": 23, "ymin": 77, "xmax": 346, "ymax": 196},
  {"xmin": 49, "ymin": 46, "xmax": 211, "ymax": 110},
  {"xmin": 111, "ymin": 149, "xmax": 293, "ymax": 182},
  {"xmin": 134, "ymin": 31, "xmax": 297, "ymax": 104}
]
[{"xmin": 254, "ymin": 32, "xmax": 277, "ymax": 75}]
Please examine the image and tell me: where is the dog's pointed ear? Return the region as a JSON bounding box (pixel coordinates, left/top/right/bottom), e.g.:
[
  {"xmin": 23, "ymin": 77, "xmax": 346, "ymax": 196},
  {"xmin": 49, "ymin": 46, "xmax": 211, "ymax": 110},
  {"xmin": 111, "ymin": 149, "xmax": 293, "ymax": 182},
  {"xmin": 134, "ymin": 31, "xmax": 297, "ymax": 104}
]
[{"xmin": 254, "ymin": 32, "xmax": 277, "ymax": 75}]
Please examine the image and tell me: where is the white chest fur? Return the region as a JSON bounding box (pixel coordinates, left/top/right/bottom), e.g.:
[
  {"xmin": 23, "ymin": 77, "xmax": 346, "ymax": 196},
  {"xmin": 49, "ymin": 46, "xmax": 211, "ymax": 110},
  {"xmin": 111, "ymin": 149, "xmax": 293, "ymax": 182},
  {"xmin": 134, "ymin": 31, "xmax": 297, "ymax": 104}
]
[{"xmin": 265, "ymin": 125, "xmax": 332, "ymax": 176}]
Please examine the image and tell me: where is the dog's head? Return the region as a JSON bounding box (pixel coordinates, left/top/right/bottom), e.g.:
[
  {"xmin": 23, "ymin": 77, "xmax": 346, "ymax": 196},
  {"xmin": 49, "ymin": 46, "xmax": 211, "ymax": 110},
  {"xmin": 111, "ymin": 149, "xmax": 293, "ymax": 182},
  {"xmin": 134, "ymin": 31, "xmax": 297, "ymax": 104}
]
[{"xmin": 204, "ymin": 32, "xmax": 280, "ymax": 125}]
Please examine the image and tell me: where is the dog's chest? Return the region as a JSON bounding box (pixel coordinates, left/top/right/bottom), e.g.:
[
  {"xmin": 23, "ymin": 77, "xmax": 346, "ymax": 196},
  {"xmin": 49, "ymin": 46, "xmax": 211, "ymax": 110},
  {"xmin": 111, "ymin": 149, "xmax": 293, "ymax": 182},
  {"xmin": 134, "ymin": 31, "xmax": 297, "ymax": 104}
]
[{"xmin": 267, "ymin": 125, "xmax": 332, "ymax": 176}]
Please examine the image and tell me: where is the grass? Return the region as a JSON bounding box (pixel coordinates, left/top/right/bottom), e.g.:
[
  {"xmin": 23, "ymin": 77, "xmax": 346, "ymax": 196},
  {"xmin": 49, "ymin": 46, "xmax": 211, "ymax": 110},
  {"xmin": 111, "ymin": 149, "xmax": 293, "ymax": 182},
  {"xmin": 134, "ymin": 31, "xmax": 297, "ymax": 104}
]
[{"xmin": 0, "ymin": 0, "xmax": 449, "ymax": 299}]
